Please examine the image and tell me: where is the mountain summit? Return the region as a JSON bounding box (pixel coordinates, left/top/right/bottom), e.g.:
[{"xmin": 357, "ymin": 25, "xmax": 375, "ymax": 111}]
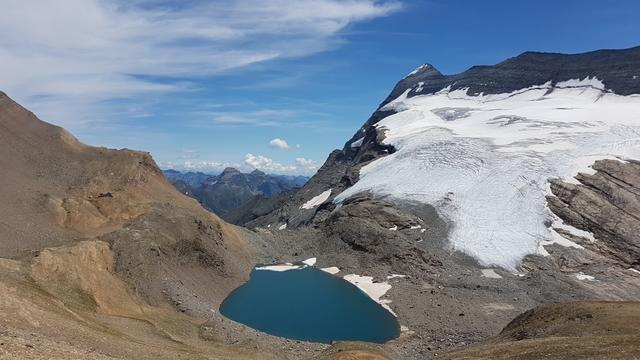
[{"xmin": 383, "ymin": 46, "xmax": 640, "ymax": 107}]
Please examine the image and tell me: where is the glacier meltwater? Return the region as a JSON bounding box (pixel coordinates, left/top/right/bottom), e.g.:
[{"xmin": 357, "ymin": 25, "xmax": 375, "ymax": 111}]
[
  {"xmin": 219, "ymin": 266, "xmax": 400, "ymax": 343},
  {"xmin": 336, "ymin": 78, "xmax": 640, "ymax": 270}
]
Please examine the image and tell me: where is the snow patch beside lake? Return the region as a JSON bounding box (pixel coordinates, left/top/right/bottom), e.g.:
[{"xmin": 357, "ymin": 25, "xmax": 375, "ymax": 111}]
[
  {"xmin": 256, "ymin": 257, "xmax": 317, "ymax": 272},
  {"xmin": 343, "ymin": 274, "xmax": 396, "ymax": 316},
  {"xmin": 335, "ymin": 79, "xmax": 640, "ymax": 270},
  {"xmin": 302, "ymin": 257, "xmax": 317, "ymax": 266},
  {"xmin": 301, "ymin": 189, "xmax": 332, "ymax": 209},
  {"xmin": 321, "ymin": 267, "xmax": 340, "ymax": 275},
  {"xmin": 256, "ymin": 263, "xmax": 305, "ymax": 272}
]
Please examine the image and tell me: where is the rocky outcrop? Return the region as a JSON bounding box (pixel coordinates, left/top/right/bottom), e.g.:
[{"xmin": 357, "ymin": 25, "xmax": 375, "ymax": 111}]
[
  {"xmin": 322, "ymin": 193, "xmax": 448, "ymax": 269},
  {"xmin": 547, "ymin": 159, "xmax": 640, "ymax": 268}
]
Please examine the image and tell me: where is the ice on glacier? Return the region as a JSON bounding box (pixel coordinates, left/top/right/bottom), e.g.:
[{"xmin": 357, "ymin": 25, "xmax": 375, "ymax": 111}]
[{"xmin": 335, "ymin": 78, "xmax": 640, "ymax": 270}]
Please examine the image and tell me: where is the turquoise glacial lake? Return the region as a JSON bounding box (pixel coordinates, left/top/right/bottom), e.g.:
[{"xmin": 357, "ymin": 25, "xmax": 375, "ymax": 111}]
[{"xmin": 219, "ymin": 266, "xmax": 400, "ymax": 343}]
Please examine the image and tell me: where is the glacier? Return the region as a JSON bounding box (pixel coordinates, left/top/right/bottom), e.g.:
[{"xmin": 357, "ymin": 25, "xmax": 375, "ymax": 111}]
[{"xmin": 335, "ymin": 78, "xmax": 640, "ymax": 270}]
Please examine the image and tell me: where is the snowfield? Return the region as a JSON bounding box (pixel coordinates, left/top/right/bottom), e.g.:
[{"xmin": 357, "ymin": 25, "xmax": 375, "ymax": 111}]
[
  {"xmin": 335, "ymin": 78, "xmax": 640, "ymax": 270},
  {"xmin": 343, "ymin": 274, "xmax": 396, "ymax": 316},
  {"xmin": 301, "ymin": 189, "xmax": 332, "ymax": 209}
]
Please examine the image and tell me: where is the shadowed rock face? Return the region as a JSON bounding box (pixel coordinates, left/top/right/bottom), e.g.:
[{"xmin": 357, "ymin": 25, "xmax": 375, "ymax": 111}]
[{"xmin": 547, "ymin": 159, "xmax": 640, "ymax": 268}]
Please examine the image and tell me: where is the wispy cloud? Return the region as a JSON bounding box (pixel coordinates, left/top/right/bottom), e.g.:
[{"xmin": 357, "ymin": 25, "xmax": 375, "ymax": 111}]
[
  {"xmin": 208, "ymin": 109, "xmax": 299, "ymax": 126},
  {"xmin": 0, "ymin": 0, "xmax": 402, "ymax": 128},
  {"xmin": 178, "ymin": 149, "xmax": 200, "ymax": 160},
  {"xmin": 269, "ymin": 138, "xmax": 290, "ymax": 149},
  {"xmin": 189, "ymin": 107, "xmax": 339, "ymax": 129}
]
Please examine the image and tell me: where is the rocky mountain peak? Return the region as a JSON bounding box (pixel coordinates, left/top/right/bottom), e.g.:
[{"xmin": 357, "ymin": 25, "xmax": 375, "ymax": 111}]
[
  {"xmin": 221, "ymin": 167, "xmax": 241, "ymax": 177},
  {"xmin": 381, "ymin": 45, "xmax": 640, "ymax": 107},
  {"xmin": 405, "ymin": 63, "xmax": 442, "ymax": 78}
]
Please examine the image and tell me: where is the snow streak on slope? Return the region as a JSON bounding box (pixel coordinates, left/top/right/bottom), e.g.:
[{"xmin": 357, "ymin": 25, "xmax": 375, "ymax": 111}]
[
  {"xmin": 335, "ymin": 79, "xmax": 640, "ymax": 270},
  {"xmin": 301, "ymin": 189, "xmax": 332, "ymax": 209}
]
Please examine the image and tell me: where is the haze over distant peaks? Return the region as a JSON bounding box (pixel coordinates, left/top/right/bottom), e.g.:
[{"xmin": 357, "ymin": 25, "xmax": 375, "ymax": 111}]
[{"xmin": 163, "ymin": 168, "xmax": 308, "ymax": 221}]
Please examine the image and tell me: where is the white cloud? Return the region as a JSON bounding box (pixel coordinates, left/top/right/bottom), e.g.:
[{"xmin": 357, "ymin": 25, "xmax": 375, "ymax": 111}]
[
  {"xmin": 244, "ymin": 153, "xmax": 297, "ymax": 173},
  {"xmin": 162, "ymin": 153, "xmax": 318, "ymax": 175},
  {"xmin": 0, "ymin": 0, "xmax": 402, "ymax": 128},
  {"xmin": 208, "ymin": 109, "xmax": 297, "ymax": 126},
  {"xmin": 295, "ymin": 157, "xmax": 318, "ymax": 170},
  {"xmin": 269, "ymin": 138, "xmax": 290, "ymax": 149},
  {"xmin": 163, "ymin": 160, "xmax": 240, "ymax": 172}
]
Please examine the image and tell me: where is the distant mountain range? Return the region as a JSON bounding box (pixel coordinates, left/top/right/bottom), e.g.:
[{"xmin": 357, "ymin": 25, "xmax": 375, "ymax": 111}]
[{"xmin": 163, "ymin": 168, "xmax": 308, "ymax": 221}]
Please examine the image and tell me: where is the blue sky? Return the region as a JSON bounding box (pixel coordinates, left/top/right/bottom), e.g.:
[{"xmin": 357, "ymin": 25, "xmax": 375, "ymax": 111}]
[{"xmin": 2, "ymin": 0, "xmax": 640, "ymax": 175}]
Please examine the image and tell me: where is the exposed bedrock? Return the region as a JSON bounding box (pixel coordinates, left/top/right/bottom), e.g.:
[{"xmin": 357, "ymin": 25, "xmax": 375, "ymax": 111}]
[
  {"xmin": 547, "ymin": 159, "xmax": 640, "ymax": 268},
  {"xmin": 322, "ymin": 193, "xmax": 449, "ymax": 268}
]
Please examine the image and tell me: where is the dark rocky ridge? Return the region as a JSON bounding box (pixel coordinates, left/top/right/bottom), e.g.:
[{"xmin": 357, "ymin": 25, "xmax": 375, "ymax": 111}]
[{"xmin": 384, "ymin": 46, "xmax": 640, "ymax": 106}]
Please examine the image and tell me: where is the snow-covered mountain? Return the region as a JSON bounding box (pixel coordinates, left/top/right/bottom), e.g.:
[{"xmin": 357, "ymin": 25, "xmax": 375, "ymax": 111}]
[
  {"xmin": 336, "ymin": 77, "xmax": 640, "ymax": 269},
  {"xmin": 242, "ymin": 46, "xmax": 640, "ymax": 270}
]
